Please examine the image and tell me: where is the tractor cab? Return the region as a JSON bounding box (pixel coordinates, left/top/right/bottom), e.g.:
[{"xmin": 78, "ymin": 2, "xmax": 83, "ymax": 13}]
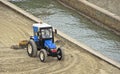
[{"xmin": 32, "ymin": 22, "xmax": 56, "ymax": 49}]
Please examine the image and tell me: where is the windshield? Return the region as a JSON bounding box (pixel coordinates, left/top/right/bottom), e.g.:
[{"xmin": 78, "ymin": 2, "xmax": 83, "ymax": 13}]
[{"xmin": 41, "ymin": 28, "xmax": 52, "ymax": 38}]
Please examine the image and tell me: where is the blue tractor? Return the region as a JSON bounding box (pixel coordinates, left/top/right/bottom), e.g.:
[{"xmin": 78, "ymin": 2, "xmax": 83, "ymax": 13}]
[{"xmin": 27, "ymin": 22, "xmax": 64, "ymax": 62}]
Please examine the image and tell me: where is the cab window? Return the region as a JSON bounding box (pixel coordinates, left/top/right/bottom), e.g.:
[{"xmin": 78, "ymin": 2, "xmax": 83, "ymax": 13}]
[{"xmin": 41, "ymin": 28, "xmax": 52, "ymax": 38}]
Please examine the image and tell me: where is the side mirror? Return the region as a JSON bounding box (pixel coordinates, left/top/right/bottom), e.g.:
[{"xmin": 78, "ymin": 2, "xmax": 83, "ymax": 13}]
[{"xmin": 54, "ymin": 29, "xmax": 57, "ymax": 34}]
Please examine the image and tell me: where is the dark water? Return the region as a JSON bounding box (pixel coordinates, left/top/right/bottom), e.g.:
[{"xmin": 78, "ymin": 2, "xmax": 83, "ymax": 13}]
[{"xmin": 11, "ymin": 0, "xmax": 120, "ymax": 62}]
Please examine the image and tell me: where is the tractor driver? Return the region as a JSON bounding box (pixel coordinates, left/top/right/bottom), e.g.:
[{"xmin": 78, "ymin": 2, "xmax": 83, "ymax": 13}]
[{"xmin": 42, "ymin": 29, "xmax": 52, "ymax": 38}]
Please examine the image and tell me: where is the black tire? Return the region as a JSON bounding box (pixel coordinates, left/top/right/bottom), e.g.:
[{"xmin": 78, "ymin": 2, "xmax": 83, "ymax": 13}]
[
  {"xmin": 39, "ymin": 49, "xmax": 47, "ymax": 62},
  {"xmin": 27, "ymin": 39, "xmax": 37, "ymax": 57},
  {"xmin": 57, "ymin": 48, "xmax": 64, "ymax": 60}
]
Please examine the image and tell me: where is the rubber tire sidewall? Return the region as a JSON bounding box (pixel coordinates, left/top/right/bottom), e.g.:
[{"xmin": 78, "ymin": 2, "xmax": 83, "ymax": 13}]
[
  {"xmin": 39, "ymin": 49, "xmax": 47, "ymax": 62},
  {"xmin": 27, "ymin": 39, "xmax": 37, "ymax": 57},
  {"xmin": 57, "ymin": 48, "xmax": 64, "ymax": 60}
]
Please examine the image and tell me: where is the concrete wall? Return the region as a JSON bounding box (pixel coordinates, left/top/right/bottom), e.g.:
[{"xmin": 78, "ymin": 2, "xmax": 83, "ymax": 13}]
[
  {"xmin": 59, "ymin": 0, "xmax": 120, "ymax": 35},
  {"xmin": 87, "ymin": 0, "xmax": 120, "ymax": 16}
]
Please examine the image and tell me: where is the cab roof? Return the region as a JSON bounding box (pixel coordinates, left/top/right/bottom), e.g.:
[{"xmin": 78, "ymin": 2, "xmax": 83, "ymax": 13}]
[{"xmin": 33, "ymin": 23, "xmax": 52, "ymax": 28}]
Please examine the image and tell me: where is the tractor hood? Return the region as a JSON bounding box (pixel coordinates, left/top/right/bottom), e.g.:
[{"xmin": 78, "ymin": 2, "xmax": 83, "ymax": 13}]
[{"xmin": 44, "ymin": 40, "xmax": 56, "ymax": 49}]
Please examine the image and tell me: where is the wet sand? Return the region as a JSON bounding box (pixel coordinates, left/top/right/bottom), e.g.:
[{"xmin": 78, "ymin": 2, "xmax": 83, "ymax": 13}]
[{"xmin": 0, "ymin": 2, "xmax": 120, "ymax": 74}]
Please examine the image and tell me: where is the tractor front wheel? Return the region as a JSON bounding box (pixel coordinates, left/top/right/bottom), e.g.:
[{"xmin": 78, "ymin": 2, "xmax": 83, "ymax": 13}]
[
  {"xmin": 27, "ymin": 39, "xmax": 37, "ymax": 57},
  {"xmin": 39, "ymin": 49, "xmax": 47, "ymax": 62},
  {"xmin": 57, "ymin": 48, "xmax": 64, "ymax": 60}
]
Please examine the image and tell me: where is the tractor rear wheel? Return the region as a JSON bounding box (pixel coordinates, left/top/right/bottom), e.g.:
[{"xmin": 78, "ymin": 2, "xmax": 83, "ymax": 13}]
[
  {"xmin": 39, "ymin": 49, "xmax": 47, "ymax": 62},
  {"xmin": 27, "ymin": 39, "xmax": 37, "ymax": 57},
  {"xmin": 57, "ymin": 48, "xmax": 64, "ymax": 60}
]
